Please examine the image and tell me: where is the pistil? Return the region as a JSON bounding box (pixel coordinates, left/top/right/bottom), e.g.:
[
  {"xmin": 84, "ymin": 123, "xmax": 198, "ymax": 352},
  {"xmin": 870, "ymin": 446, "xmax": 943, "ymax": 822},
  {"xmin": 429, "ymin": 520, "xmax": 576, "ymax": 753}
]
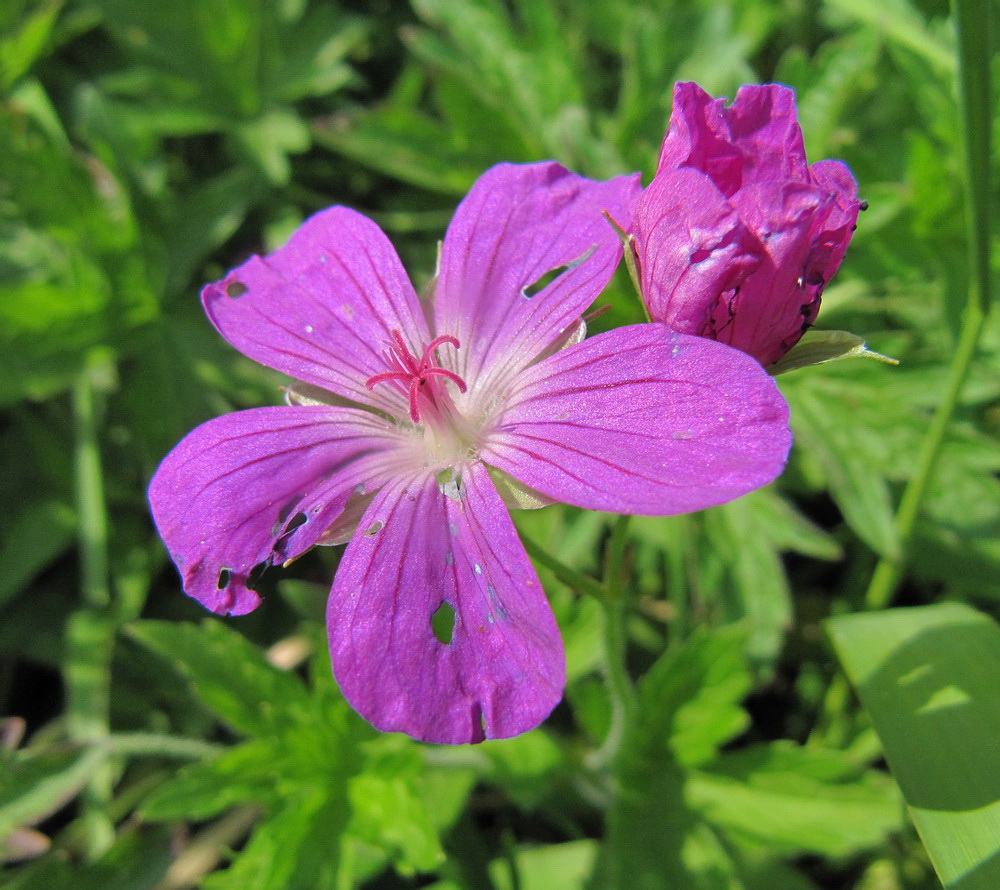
[{"xmin": 366, "ymin": 330, "xmax": 468, "ymax": 425}]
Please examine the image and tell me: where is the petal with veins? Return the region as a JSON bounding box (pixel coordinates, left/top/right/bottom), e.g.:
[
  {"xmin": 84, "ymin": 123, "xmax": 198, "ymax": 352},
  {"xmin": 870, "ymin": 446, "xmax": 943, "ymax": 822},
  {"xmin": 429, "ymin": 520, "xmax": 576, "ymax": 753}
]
[
  {"xmin": 148, "ymin": 406, "xmax": 415, "ymax": 615},
  {"xmin": 329, "ymin": 462, "xmax": 564, "ymax": 744},
  {"xmin": 631, "ymin": 167, "xmax": 760, "ymax": 333},
  {"xmin": 482, "ymin": 325, "xmax": 791, "ymax": 516},
  {"xmin": 435, "ymin": 162, "xmax": 641, "ymax": 390},
  {"xmin": 202, "ymin": 207, "xmax": 429, "ymax": 417}
]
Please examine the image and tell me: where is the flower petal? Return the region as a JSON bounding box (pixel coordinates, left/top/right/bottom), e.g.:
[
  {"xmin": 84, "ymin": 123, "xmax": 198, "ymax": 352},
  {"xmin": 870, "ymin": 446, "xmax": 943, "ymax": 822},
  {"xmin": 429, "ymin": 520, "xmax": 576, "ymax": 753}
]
[
  {"xmin": 434, "ymin": 162, "xmax": 641, "ymax": 390},
  {"xmin": 631, "ymin": 167, "xmax": 761, "ymax": 334},
  {"xmin": 328, "ymin": 462, "xmax": 564, "ymax": 744},
  {"xmin": 202, "ymin": 207, "xmax": 429, "ymax": 416},
  {"xmin": 657, "ymin": 82, "xmax": 744, "ymax": 192},
  {"xmin": 805, "ymin": 159, "xmax": 862, "ymax": 287},
  {"xmin": 148, "ymin": 406, "xmax": 415, "ymax": 615},
  {"xmin": 721, "ymin": 83, "xmax": 808, "ymax": 183},
  {"xmin": 481, "ymin": 324, "xmax": 791, "ymax": 515},
  {"xmin": 659, "ymin": 82, "xmax": 808, "ymax": 194},
  {"xmin": 722, "ymin": 180, "xmax": 833, "ymax": 365}
]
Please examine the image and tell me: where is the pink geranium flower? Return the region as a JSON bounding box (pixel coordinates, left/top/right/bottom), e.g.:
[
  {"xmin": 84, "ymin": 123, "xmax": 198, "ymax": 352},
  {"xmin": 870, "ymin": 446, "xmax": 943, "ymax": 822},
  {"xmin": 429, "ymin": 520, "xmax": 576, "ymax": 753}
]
[
  {"xmin": 631, "ymin": 82, "xmax": 862, "ymax": 367},
  {"xmin": 149, "ymin": 162, "xmax": 791, "ymax": 744}
]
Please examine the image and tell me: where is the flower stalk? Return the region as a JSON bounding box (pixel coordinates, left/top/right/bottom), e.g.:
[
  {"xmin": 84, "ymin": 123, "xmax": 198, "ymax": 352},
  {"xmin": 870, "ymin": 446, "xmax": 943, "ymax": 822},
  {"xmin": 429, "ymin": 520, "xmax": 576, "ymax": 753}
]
[
  {"xmin": 69, "ymin": 363, "xmax": 115, "ymax": 857},
  {"xmin": 864, "ymin": 0, "xmax": 992, "ymax": 609}
]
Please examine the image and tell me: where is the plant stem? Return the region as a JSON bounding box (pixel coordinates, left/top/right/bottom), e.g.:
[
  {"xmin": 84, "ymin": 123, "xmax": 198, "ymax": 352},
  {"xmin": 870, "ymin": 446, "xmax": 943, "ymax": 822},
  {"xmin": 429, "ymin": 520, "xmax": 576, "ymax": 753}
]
[
  {"xmin": 73, "ymin": 368, "xmax": 110, "ymax": 611},
  {"xmin": 68, "ymin": 365, "xmax": 115, "ymax": 857},
  {"xmin": 595, "ymin": 594, "xmax": 637, "ymax": 765},
  {"xmin": 519, "ymin": 532, "xmax": 607, "ymax": 602},
  {"xmin": 863, "ymin": 0, "xmax": 992, "ymax": 610},
  {"xmin": 595, "ymin": 516, "xmax": 637, "ymax": 765},
  {"xmin": 106, "ymin": 733, "xmax": 226, "ymax": 760},
  {"xmin": 864, "ymin": 301, "xmax": 986, "ymax": 609}
]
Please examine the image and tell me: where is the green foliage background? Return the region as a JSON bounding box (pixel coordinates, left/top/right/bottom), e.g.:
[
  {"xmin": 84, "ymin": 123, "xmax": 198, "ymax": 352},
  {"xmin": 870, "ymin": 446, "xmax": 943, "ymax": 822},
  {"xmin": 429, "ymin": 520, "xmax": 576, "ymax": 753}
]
[{"xmin": 0, "ymin": 0, "xmax": 997, "ymax": 888}]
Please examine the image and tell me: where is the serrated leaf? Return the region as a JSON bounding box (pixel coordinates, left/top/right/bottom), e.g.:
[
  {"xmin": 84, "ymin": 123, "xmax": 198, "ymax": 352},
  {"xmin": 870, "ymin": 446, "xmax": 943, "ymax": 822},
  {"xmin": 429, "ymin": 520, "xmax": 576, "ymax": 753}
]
[
  {"xmin": 141, "ymin": 741, "xmax": 279, "ymax": 821},
  {"xmin": 348, "ymin": 773, "xmax": 445, "ymax": 875},
  {"xmin": 312, "ymin": 108, "xmax": 492, "ymax": 196},
  {"xmin": 636, "ymin": 625, "xmax": 752, "ymax": 768},
  {"xmin": 704, "ymin": 495, "xmax": 795, "ymax": 666},
  {"xmin": 201, "ymin": 787, "xmax": 348, "ymax": 890},
  {"xmin": 481, "ymin": 730, "xmax": 564, "ymax": 810},
  {"xmin": 783, "ymin": 375, "xmax": 901, "ymax": 558},
  {"xmin": 128, "ymin": 620, "xmax": 313, "ymax": 737},
  {"xmin": 688, "ymin": 743, "xmax": 901, "ymax": 856}
]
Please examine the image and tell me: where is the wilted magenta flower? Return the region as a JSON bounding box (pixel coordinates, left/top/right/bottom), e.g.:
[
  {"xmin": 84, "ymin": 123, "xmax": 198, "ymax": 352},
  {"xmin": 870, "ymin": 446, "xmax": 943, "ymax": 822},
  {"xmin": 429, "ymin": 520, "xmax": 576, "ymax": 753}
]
[
  {"xmin": 631, "ymin": 82, "xmax": 862, "ymax": 367},
  {"xmin": 149, "ymin": 162, "xmax": 791, "ymax": 744}
]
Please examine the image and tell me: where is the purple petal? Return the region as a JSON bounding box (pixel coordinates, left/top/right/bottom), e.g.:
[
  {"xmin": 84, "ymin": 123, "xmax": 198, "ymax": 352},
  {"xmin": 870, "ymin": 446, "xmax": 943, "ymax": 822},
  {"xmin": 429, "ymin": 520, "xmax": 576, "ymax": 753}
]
[
  {"xmin": 719, "ymin": 180, "xmax": 841, "ymax": 365},
  {"xmin": 329, "ymin": 462, "xmax": 564, "ymax": 744},
  {"xmin": 631, "ymin": 167, "xmax": 761, "ymax": 334},
  {"xmin": 434, "ymin": 162, "xmax": 641, "ymax": 390},
  {"xmin": 723, "ymin": 84, "xmax": 808, "ymax": 183},
  {"xmin": 202, "ymin": 207, "xmax": 429, "ymax": 417},
  {"xmin": 806, "ymin": 159, "xmax": 862, "ymax": 286},
  {"xmin": 657, "ymin": 82, "xmax": 744, "ymax": 194},
  {"xmin": 148, "ymin": 406, "xmax": 413, "ymax": 615},
  {"xmin": 658, "ymin": 83, "xmax": 808, "ymax": 196},
  {"xmin": 480, "ymin": 325, "xmax": 791, "ymax": 515}
]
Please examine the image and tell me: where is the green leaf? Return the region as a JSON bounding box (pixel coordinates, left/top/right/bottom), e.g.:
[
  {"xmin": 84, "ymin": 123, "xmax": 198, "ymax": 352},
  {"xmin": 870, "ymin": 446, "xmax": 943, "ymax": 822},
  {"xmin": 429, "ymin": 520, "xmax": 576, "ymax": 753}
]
[
  {"xmin": 625, "ymin": 625, "xmax": 753, "ymax": 769},
  {"xmin": 0, "ymin": 746, "xmax": 106, "ymax": 841},
  {"xmin": 596, "ymin": 627, "xmax": 754, "ymax": 889},
  {"xmin": 0, "ymin": 499, "xmax": 75, "ymax": 608},
  {"xmin": 828, "ymin": 603, "xmax": 1000, "ymax": 888},
  {"xmin": 127, "ymin": 619, "xmax": 313, "ymax": 737},
  {"xmin": 140, "ymin": 741, "xmax": 280, "ymax": 821},
  {"xmin": 0, "ymin": 0, "xmax": 62, "ymax": 90},
  {"xmin": 312, "ymin": 105, "xmax": 497, "ymax": 196},
  {"xmin": 783, "ymin": 372, "xmax": 902, "ymax": 559},
  {"xmin": 825, "ymin": 0, "xmax": 956, "ymax": 72},
  {"xmin": 910, "ymin": 435, "xmax": 1000, "ymax": 599},
  {"xmin": 201, "ymin": 787, "xmax": 348, "ymax": 890},
  {"xmin": 481, "ymin": 730, "xmax": 564, "ymax": 810},
  {"xmin": 489, "ymin": 840, "xmax": 597, "ymax": 890},
  {"xmin": 348, "ymin": 769, "xmax": 445, "ymax": 875},
  {"xmin": 777, "ymin": 29, "xmax": 881, "ymax": 160},
  {"xmin": 689, "ymin": 743, "xmax": 901, "ymax": 856},
  {"xmin": 703, "ymin": 495, "xmax": 794, "ymax": 666}
]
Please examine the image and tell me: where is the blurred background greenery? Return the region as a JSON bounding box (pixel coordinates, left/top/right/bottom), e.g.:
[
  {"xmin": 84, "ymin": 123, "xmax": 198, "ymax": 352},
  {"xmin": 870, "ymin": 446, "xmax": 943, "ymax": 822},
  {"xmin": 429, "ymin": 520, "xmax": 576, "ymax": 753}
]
[{"xmin": 1, "ymin": 0, "xmax": 997, "ymax": 888}]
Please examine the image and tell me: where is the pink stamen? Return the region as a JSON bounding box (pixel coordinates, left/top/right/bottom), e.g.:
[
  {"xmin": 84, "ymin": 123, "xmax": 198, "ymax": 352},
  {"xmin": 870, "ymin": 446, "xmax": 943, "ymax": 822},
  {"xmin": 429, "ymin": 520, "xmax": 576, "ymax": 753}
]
[{"xmin": 365, "ymin": 330, "xmax": 468, "ymax": 423}]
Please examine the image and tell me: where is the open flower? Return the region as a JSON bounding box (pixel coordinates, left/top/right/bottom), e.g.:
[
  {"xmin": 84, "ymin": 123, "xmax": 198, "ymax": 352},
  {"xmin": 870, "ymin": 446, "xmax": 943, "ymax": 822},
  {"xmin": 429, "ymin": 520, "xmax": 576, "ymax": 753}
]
[
  {"xmin": 631, "ymin": 82, "xmax": 862, "ymax": 367},
  {"xmin": 149, "ymin": 162, "xmax": 791, "ymax": 744}
]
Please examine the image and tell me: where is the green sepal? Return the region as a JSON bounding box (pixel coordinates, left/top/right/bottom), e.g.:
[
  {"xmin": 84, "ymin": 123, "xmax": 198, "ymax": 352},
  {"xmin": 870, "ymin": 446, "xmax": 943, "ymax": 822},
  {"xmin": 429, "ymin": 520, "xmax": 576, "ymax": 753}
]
[
  {"xmin": 769, "ymin": 330, "xmax": 899, "ymax": 375},
  {"xmin": 602, "ymin": 211, "xmax": 647, "ymax": 319},
  {"xmin": 487, "ymin": 466, "xmax": 555, "ymax": 511}
]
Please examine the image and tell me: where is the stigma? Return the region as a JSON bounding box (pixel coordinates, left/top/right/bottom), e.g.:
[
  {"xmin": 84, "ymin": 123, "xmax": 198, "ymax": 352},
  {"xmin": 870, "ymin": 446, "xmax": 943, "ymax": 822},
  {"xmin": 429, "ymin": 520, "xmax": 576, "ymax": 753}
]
[{"xmin": 366, "ymin": 330, "xmax": 468, "ymax": 424}]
